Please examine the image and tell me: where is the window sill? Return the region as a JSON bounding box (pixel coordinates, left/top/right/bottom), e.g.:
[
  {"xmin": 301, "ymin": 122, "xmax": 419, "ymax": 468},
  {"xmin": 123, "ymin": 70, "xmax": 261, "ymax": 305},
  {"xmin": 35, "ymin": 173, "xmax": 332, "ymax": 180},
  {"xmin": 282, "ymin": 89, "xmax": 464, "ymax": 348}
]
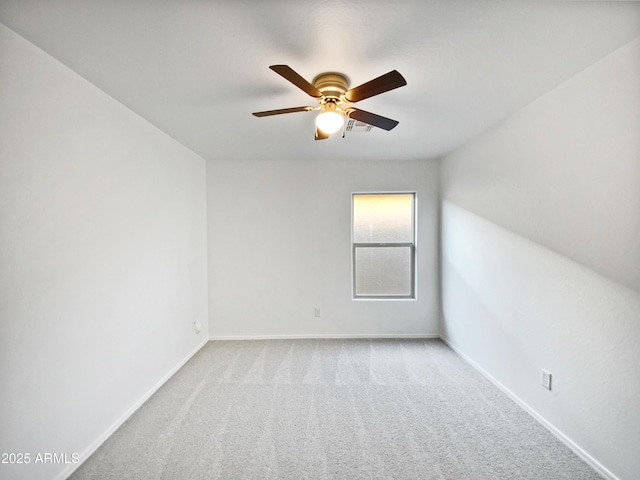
[{"xmin": 352, "ymin": 297, "xmax": 417, "ymax": 301}]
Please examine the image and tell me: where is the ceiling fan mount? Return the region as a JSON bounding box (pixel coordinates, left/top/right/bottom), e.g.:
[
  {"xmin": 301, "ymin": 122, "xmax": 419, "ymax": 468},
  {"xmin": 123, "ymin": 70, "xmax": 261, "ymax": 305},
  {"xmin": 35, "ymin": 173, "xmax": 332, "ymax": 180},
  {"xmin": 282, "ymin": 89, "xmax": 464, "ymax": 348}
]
[{"xmin": 252, "ymin": 65, "xmax": 406, "ymax": 140}]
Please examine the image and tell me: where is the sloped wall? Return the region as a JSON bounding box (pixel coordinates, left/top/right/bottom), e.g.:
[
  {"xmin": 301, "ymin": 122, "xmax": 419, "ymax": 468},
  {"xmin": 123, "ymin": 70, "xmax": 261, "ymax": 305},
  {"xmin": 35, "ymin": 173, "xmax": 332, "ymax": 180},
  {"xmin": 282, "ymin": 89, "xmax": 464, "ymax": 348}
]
[{"xmin": 440, "ymin": 38, "xmax": 640, "ymax": 480}]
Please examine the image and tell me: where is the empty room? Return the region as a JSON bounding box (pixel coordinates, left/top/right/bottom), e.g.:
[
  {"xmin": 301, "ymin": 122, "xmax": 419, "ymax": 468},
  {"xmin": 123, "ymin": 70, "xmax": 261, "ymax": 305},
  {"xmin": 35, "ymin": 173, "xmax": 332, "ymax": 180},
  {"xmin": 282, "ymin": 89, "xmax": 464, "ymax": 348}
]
[{"xmin": 1, "ymin": 1, "xmax": 639, "ymax": 479}]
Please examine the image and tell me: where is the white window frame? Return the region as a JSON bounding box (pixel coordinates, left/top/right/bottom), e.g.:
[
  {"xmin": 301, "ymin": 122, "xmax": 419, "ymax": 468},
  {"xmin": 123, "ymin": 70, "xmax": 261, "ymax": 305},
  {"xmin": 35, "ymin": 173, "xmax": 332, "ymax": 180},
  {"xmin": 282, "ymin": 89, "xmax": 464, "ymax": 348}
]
[{"xmin": 351, "ymin": 192, "xmax": 416, "ymax": 300}]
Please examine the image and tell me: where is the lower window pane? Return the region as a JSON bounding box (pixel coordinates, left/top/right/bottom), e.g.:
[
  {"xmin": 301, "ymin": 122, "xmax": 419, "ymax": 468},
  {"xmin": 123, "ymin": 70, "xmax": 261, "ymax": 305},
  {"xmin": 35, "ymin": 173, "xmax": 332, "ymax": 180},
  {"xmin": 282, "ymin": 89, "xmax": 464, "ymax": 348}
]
[{"xmin": 355, "ymin": 246, "xmax": 412, "ymax": 296}]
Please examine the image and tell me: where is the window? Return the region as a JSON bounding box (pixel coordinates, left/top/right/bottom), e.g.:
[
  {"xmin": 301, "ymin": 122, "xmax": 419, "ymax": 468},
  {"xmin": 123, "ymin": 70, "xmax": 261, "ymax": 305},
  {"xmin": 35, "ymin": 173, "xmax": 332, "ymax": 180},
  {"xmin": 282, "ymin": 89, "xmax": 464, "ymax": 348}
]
[{"xmin": 352, "ymin": 193, "xmax": 416, "ymax": 299}]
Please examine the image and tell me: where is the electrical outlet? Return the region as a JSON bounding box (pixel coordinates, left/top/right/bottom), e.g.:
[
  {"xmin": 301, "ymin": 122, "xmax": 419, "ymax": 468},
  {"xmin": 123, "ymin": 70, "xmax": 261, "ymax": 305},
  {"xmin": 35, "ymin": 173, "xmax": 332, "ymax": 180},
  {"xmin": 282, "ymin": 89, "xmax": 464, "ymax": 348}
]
[
  {"xmin": 541, "ymin": 369, "xmax": 552, "ymax": 390},
  {"xmin": 314, "ymin": 308, "xmax": 321, "ymax": 317}
]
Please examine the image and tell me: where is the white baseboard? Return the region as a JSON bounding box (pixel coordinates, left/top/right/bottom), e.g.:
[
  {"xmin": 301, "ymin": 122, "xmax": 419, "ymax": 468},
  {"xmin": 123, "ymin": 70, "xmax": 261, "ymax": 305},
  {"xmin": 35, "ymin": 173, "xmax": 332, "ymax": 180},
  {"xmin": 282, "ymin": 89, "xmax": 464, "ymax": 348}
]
[
  {"xmin": 439, "ymin": 335, "xmax": 619, "ymax": 480},
  {"xmin": 209, "ymin": 333, "xmax": 440, "ymax": 340},
  {"xmin": 55, "ymin": 337, "xmax": 208, "ymax": 480}
]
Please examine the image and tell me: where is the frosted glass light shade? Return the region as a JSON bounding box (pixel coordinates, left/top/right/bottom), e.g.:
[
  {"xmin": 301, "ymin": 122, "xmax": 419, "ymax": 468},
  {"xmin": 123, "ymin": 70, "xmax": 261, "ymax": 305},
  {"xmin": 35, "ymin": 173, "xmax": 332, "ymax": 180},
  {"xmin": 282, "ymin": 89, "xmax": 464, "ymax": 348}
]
[{"xmin": 315, "ymin": 111, "xmax": 344, "ymax": 134}]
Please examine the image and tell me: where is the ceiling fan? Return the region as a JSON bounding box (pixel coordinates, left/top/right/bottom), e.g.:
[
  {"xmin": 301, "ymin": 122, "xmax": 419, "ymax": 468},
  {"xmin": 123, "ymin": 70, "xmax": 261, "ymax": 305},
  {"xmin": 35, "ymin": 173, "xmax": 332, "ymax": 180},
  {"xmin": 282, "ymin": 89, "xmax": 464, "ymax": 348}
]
[{"xmin": 252, "ymin": 65, "xmax": 407, "ymax": 140}]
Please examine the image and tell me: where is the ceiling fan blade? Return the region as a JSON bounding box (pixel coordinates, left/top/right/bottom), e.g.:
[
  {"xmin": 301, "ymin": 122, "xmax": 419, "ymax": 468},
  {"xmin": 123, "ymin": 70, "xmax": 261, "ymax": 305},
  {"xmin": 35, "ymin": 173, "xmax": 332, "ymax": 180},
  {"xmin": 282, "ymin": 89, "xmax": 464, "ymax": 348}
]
[
  {"xmin": 346, "ymin": 108, "xmax": 399, "ymax": 131},
  {"xmin": 315, "ymin": 127, "xmax": 329, "ymax": 140},
  {"xmin": 270, "ymin": 65, "xmax": 323, "ymax": 98},
  {"xmin": 252, "ymin": 106, "xmax": 315, "ymax": 117},
  {"xmin": 343, "ymin": 70, "xmax": 407, "ymax": 103}
]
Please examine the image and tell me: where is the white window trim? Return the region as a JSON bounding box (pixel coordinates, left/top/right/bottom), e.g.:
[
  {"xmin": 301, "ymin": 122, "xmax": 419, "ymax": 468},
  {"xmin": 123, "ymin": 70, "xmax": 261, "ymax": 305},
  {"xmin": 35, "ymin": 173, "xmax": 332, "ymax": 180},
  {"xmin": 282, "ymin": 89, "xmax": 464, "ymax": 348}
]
[{"xmin": 351, "ymin": 191, "xmax": 417, "ymax": 300}]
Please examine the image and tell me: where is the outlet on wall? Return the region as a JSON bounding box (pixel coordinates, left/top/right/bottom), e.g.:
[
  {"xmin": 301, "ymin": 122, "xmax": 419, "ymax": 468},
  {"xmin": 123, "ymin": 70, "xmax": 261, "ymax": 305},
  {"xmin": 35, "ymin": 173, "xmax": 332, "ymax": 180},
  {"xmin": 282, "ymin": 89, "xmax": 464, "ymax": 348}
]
[
  {"xmin": 541, "ymin": 369, "xmax": 552, "ymax": 390},
  {"xmin": 314, "ymin": 308, "xmax": 321, "ymax": 317}
]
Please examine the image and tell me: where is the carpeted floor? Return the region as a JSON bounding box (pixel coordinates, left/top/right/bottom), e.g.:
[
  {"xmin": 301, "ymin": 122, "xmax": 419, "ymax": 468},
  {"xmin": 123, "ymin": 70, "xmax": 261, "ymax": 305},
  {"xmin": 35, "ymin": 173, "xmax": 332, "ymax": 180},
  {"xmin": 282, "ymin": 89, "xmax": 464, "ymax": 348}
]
[{"xmin": 70, "ymin": 339, "xmax": 602, "ymax": 479}]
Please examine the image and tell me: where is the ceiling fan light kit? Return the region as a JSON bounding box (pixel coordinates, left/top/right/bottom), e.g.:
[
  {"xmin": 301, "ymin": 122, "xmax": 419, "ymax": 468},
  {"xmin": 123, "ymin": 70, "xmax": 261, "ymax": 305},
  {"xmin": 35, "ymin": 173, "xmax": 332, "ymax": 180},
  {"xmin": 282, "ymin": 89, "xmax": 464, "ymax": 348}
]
[{"xmin": 252, "ymin": 65, "xmax": 406, "ymax": 140}]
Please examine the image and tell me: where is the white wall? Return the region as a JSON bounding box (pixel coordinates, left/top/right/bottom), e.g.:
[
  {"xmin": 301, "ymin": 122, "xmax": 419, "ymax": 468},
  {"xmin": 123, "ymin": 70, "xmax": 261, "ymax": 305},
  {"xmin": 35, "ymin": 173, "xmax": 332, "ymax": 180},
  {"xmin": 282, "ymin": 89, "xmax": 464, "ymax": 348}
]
[
  {"xmin": 440, "ymin": 37, "xmax": 640, "ymax": 480},
  {"xmin": 0, "ymin": 24, "xmax": 208, "ymax": 480},
  {"xmin": 207, "ymin": 157, "xmax": 439, "ymax": 338}
]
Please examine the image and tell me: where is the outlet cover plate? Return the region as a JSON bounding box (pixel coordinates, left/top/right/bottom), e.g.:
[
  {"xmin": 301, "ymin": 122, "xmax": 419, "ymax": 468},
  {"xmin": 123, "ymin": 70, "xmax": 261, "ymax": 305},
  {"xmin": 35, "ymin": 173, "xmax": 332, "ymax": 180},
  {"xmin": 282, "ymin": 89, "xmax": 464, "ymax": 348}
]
[{"xmin": 541, "ymin": 369, "xmax": 552, "ymax": 390}]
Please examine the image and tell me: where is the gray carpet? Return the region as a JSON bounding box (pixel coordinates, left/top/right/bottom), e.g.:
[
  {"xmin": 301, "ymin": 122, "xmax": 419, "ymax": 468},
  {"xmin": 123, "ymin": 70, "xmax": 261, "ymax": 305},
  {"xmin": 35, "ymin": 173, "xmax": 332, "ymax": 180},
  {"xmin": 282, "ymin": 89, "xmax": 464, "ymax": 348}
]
[{"xmin": 70, "ymin": 339, "xmax": 602, "ymax": 479}]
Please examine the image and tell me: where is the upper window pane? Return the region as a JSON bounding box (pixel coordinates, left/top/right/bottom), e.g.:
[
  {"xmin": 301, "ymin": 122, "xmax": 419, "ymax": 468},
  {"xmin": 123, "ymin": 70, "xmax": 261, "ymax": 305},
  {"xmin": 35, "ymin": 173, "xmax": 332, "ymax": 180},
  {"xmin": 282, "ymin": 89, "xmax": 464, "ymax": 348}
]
[{"xmin": 353, "ymin": 194, "xmax": 414, "ymax": 243}]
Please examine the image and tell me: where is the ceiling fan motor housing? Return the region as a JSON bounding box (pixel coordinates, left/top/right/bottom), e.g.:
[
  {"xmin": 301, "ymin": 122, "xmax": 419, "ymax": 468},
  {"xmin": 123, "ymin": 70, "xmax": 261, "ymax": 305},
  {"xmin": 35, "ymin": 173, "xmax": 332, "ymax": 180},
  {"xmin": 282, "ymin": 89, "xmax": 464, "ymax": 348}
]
[{"xmin": 312, "ymin": 72, "xmax": 350, "ymax": 100}]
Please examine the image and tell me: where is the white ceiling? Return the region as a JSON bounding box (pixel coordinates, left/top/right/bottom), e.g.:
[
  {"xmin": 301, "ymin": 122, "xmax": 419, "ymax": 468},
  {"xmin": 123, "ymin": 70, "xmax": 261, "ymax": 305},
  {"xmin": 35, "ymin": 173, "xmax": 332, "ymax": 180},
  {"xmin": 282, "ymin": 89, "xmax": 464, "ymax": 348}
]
[{"xmin": 1, "ymin": 1, "xmax": 639, "ymax": 162}]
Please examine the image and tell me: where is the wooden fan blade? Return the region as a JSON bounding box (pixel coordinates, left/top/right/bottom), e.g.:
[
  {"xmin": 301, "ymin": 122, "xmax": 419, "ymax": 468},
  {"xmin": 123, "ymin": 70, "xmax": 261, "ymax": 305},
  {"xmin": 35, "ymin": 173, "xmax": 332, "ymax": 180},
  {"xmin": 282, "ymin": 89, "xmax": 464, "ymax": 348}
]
[
  {"xmin": 347, "ymin": 108, "xmax": 399, "ymax": 131},
  {"xmin": 343, "ymin": 70, "xmax": 406, "ymax": 103},
  {"xmin": 252, "ymin": 106, "xmax": 314, "ymax": 117},
  {"xmin": 315, "ymin": 127, "xmax": 329, "ymax": 140},
  {"xmin": 270, "ymin": 65, "xmax": 323, "ymax": 98}
]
